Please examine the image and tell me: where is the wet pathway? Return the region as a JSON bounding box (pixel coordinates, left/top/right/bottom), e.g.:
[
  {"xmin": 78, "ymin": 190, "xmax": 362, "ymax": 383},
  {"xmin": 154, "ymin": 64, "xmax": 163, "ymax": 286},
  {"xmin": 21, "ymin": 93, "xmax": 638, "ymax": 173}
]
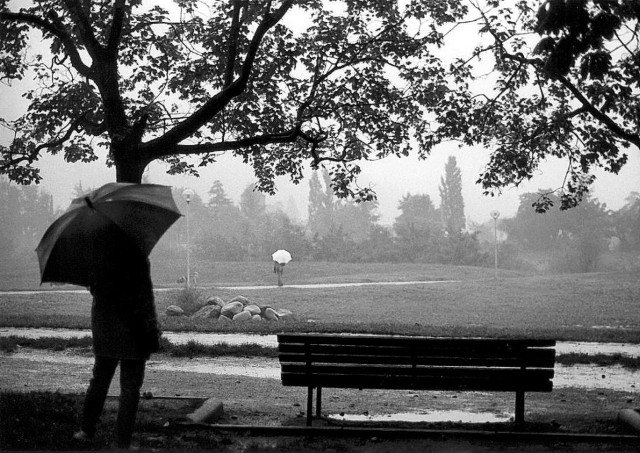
[{"xmin": 3, "ymin": 327, "xmax": 640, "ymax": 357}]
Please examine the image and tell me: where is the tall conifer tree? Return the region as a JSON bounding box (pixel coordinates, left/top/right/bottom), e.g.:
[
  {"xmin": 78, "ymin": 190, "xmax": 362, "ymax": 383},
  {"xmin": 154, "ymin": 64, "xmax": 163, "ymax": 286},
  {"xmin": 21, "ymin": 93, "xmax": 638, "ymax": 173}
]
[{"xmin": 439, "ymin": 156, "xmax": 465, "ymax": 235}]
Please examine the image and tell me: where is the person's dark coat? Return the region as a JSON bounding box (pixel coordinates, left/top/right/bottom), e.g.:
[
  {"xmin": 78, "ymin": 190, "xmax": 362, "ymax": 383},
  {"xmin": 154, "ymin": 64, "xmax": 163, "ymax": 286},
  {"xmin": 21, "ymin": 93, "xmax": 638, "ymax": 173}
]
[{"xmin": 89, "ymin": 249, "xmax": 161, "ymax": 360}]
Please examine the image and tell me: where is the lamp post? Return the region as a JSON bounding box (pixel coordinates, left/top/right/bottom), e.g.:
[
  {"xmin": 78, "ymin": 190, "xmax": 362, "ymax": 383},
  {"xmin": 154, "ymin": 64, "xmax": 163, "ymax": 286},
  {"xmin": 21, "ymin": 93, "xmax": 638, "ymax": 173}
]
[
  {"xmin": 490, "ymin": 210, "xmax": 500, "ymax": 279},
  {"xmin": 182, "ymin": 189, "xmax": 195, "ymax": 288}
]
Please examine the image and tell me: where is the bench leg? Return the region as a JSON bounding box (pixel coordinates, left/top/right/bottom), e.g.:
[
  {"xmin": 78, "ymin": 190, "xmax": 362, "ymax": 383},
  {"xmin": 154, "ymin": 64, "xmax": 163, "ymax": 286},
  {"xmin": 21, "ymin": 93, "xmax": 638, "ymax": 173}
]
[
  {"xmin": 307, "ymin": 387, "xmax": 314, "ymax": 426},
  {"xmin": 316, "ymin": 387, "xmax": 322, "ymax": 419},
  {"xmin": 515, "ymin": 391, "xmax": 525, "ymax": 424}
]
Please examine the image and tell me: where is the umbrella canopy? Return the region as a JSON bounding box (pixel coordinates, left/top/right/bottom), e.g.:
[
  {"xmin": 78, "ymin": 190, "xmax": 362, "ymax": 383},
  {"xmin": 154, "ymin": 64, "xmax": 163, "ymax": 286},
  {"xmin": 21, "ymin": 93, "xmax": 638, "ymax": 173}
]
[
  {"xmin": 36, "ymin": 183, "xmax": 182, "ymax": 286},
  {"xmin": 272, "ymin": 249, "xmax": 292, "ymax": 264}
]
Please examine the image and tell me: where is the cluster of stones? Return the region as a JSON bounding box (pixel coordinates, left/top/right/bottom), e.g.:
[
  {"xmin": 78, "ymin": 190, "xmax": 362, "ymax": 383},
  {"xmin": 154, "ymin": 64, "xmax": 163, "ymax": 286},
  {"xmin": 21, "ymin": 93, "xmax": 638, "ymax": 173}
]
[{"xmin": 165, "ymin": 295, "xmax": 293, "ymax": 322}]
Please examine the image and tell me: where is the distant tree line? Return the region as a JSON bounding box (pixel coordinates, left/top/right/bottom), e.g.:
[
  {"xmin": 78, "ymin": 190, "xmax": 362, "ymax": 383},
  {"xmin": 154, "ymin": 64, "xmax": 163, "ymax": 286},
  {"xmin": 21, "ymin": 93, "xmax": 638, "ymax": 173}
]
[
  {"xmin": 1, "ymin": 155, "xmax": 638, "ymax": 273},
  {"xmin": 499, "ymin": 191, "xmax": 640, "ymax": 273},
  {"xmin": 156, "ymin": 157, "xmax": 489, "ymax": 266},
  {"xmin": 0, "ymin": 178, "xmax": 57, "ymax": 259}
]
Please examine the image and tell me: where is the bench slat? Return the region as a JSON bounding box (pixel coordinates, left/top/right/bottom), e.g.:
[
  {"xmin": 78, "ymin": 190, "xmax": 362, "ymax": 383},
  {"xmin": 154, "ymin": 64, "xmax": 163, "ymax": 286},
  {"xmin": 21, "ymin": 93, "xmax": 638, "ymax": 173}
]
[
  {"xmin": 277, "ymin": 334, "xmax": 556, "ymax": 349},
  {"xmin": 280, "ymin": 363, "xmax": 554, "ymax": 379},
  {"xmin": 278, "ymin": 346, "xmax": 555, "ymax": 367},
  {"xmin": 278, "ymin": 352, "xmax": 555, "ymax": 368},
  {"xmin": 278, "ymin": 343, "xmax": 555, "ymax": 355},
  {"xmin": 281, "ymin": 373, "xmax": 553, "ymax": 392}
]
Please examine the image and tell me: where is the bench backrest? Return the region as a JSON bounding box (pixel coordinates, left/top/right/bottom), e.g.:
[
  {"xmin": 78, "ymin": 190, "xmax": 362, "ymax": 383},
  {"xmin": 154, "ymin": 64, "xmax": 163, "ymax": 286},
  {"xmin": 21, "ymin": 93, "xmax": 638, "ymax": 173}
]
[{"xmin": 278, "ymin": 333, "xmax": 556, "ymax": 392}]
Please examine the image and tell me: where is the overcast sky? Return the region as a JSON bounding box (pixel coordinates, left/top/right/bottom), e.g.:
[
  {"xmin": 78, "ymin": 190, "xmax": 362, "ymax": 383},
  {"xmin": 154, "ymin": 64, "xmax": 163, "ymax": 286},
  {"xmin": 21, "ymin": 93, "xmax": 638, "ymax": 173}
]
[{"xmin": 1, "ymin": 1, "xmax": 638, "ymax": 226}]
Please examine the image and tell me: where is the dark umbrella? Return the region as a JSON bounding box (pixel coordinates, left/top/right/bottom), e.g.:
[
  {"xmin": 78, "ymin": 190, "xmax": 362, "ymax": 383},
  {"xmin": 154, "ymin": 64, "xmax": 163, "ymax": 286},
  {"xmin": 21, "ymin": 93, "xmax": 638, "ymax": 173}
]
[{"xmin": 36, "ymin": 182, "xmax": 182, "ymax": 286}]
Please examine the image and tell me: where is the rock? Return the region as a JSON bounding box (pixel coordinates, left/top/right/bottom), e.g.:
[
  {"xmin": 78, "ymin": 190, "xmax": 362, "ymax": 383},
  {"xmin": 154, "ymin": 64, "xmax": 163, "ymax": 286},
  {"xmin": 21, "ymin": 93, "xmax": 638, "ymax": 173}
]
[
  {"xmin": 250, "ymin": 314, "xmax": 263, "ymax": 321},
  {"xmin": 277, "ymin": 310, "xmax": 294, "ymax": 321},
  {"xmin": 205, "ymin": 296, "xmax": 225, "ymax": 307},
  {"xmin": 232, "ymin": 311, "xmax": 252, "ymax": 322},
  {"xmin": 228, "ymin": 295, "xmax": 250, "ymax": 305},
  {"xmin": 221, "ymin": 301, "xmax": 244, "ymax": 317},
  {"xmin": 218, "ymin": 315, "xmax": 232, "ymax": 323},
  {"xmin": 191, "ymin": 305, "xmax": 221, "ymax": 319},
  {"xmin": 243, "ymin": 304, "xmax": 261, "ymax": 315},
  {"xmin": 264, "ymin": 307, "xmax": 279, "ymax": 321},
  {"xmin": 186, "ymin": 398, "xmax": 224, "ymax": 423},
  {"xmin": 165, "ymin": 305, "xmax": 185, "ymax": 316}
]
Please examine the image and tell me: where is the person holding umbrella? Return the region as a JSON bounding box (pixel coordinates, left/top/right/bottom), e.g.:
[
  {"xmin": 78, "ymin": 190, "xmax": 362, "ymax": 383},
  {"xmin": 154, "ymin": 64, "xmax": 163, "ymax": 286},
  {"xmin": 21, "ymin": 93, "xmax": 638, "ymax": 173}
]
[
  {"xmin": 272, "ymin": 249, "xmax": 292, "ymax": 287},
  {"xmin": 73, "ymin": 231, "xmax": 161, "ymax": 449},
  {"xmin": 36, "ymin": 183, "xmax": 181, "ymax": 449}
]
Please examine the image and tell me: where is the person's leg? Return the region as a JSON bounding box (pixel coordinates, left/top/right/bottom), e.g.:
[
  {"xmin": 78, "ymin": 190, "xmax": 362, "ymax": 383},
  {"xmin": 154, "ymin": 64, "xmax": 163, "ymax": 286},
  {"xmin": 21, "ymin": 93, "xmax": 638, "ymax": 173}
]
[
  {"xmin": 276, "ymin": 263, "xmax": 284, "ymax": 286},
  {"xmin": 115, "ymin": 359, "xmax": 146, "ymax": 448},
  {"xmin": 80, "ymin": 355, "xmax": 119, "ymax": 437}
]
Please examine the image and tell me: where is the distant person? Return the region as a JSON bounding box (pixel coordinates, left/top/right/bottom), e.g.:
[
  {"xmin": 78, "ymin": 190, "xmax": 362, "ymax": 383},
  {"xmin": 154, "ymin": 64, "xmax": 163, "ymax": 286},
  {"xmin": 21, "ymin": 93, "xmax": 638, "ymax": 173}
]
[
  {"xmin": 73, "ymin": 235, "xmax": 161, "ymax": 450},
  {"xmin": 273, "ymin": 261, "xmax": 285, "ymax": 286},
  {"xmin": 271, "ymin": 249, "xmax": 291, "ymax": 287}
]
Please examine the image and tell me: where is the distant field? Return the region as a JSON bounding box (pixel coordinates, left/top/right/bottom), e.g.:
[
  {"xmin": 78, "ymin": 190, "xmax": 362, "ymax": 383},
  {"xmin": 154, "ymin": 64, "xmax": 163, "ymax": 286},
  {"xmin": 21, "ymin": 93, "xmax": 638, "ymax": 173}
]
[
  {"xmin": 0, "ymin": 256, "xmax": 520, "ymax": 291},
  {"xmin": 0, "ymin": 260, "xmax": 638, "ymax": 343}
]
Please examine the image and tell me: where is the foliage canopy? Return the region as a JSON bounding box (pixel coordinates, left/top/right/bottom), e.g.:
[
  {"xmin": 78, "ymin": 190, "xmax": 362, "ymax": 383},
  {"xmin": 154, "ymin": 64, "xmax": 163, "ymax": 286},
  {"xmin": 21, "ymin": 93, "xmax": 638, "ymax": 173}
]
[
  {"xmin": 0, "ymin": 0, "xmax": 466, "ymax": 199},
  {"xmin": 0, "ymin": 0, "xmax": 637, "ymax": 211}
]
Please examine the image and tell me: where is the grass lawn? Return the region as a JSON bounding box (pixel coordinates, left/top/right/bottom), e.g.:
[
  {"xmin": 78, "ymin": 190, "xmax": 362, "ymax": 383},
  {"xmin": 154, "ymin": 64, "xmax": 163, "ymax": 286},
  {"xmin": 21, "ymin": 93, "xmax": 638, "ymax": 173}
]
[{"xmin": 0, "ymin": 260, "xmax": 639, "ymax": 342}]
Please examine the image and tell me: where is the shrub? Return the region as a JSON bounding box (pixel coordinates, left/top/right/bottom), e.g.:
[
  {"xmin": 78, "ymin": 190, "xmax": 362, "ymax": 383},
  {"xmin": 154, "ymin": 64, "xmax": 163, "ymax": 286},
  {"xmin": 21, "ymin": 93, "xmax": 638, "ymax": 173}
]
[{"xmin": 170, "ymin": 286, "xmax": 205, "ymax": 315}]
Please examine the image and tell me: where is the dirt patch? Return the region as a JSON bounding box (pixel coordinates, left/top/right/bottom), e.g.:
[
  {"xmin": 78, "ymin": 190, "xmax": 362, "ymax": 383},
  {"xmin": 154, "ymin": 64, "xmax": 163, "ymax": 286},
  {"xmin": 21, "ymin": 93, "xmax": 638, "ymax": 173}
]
[{"xmin": 2, "ymin": 349, "xmax": 640, "ymax": 451}]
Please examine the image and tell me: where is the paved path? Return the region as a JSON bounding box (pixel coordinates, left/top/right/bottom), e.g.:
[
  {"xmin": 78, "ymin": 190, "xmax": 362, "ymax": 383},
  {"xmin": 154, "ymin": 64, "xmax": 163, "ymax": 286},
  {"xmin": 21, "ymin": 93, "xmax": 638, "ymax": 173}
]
[{"xmin": 0, "ymin": 279, "xmax": 462, "ymax": 295}]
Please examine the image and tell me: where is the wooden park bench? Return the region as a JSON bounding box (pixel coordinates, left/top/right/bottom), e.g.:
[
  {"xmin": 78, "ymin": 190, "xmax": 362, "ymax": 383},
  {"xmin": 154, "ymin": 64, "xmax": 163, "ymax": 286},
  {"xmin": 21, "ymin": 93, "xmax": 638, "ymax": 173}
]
[{"xmin": 277, "ymin": 333, "xmax": 556, "ymax": 426}]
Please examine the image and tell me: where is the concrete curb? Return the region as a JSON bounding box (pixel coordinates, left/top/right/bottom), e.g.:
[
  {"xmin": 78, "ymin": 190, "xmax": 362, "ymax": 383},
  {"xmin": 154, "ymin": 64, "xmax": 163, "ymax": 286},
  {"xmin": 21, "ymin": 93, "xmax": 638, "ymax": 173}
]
[
  {"xmin": 169, "ymin": 421, "xmax": 640, "ymax": 443},
  {"xmin": 618, "ymin": 408, "xmax": 640, "ymax": 433}
]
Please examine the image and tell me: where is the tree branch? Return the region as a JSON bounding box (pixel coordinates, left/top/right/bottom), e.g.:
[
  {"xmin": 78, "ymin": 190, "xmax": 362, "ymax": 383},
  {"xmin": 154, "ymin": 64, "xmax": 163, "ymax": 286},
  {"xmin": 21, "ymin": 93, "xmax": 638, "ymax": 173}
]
[
  {"xmin": 503, "ymin": 52, "xmax": 640, "ymax": 149},
  {"xmin": 106, "ymin": 0, "xmax": 126, "ymax": 55},
  {"xmin": 61, "ymin": 0, "xmax": 104, "ymax": 60},
  {"xmin": 224, "ymin": 0, "xmax": 243, "ymax": 87},
  {"xmin": 145, "ymin": 0, "xmax": 293, "ymax": 155},
  {"xmin": 0, "ymin": 10, "xmax": 93, "ymax": 78},
  {"xmin": 34, "ymin": 112, "xmax": 88, "ymax": 153},
  {"xmin": 165, "ymin": 128, "xmax": 306, "ymax": 157},
  {"xmin": 476, "ymin": 0, "xmax": 640, "ymax": 152}
]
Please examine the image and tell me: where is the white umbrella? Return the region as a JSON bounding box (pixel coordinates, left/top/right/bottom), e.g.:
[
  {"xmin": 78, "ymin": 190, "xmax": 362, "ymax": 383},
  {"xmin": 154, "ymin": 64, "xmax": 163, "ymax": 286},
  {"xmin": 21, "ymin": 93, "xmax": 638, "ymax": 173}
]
[{"xmin": 272, "ymin": 249, "xmax": 292, "ymax": 264}]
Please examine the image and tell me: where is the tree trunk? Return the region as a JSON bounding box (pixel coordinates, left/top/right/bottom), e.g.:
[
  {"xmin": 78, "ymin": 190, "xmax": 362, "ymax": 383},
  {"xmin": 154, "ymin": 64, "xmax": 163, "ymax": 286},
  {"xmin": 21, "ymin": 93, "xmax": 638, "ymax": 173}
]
[{"xmin": 112, "ymin": 140, "xmax": 148, "ymax": 184}]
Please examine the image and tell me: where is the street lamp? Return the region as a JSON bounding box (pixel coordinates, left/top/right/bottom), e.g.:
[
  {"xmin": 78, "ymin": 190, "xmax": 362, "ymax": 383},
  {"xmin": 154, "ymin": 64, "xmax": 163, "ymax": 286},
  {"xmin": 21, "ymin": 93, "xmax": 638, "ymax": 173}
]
[
  {"xmin": 490, "ymin": 210, "xmax": 500, "ymax": 279},
  {"xmin": 182, "ymin": 189, "xmax": 195, "ymax": 288}
]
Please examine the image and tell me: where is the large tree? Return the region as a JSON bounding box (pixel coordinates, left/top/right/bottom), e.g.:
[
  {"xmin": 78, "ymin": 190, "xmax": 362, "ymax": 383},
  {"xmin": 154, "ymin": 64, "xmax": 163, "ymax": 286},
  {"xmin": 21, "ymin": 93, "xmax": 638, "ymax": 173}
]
[
  {"xmin": 0, "ymin": 0, "xmax": 465, "ymax": 198},
  {"xmin": 435, "ymin": 0, "xmax": 639, "ymax": 211}
]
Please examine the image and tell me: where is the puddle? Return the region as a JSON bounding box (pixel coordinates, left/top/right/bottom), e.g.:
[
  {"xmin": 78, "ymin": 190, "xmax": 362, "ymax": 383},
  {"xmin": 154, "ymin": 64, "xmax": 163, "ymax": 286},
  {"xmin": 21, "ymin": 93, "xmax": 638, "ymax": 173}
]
[
  {"xmin": 327, "ymin": 410, "xmax": 512, "ymax": 424},
  {"xmin": 554, "ymin": 364, "xmax": 639, "ymax": 391},
  {"xmin": 556, "ymin": 341, "xmax": 640, "ymax": 357},
  {"xmin": 5, "ymin": 350, "xmax": 280, "ymax": 379},
  {"xmin": 151, "ymin": 356, "xmax": 279, "ymax": 379},
  {"xmin": 163, "ymin": 332, "xmax": 278, "ymax": 347},
  {"xmin": 0, "ymin": 327, "xmax": 93, "ymax": 339}
]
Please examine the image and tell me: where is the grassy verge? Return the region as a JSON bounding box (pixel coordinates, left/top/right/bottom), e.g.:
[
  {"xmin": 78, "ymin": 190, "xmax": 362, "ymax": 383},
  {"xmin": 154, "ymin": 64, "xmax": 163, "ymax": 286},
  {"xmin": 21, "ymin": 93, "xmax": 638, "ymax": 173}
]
[
  {"xmin": 0, "ymin": 336, "xmax": 278, "ymax": 359},
  {"xmin": 2, "ymin": 335, "xmax": 638, "ymax": 369}
]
